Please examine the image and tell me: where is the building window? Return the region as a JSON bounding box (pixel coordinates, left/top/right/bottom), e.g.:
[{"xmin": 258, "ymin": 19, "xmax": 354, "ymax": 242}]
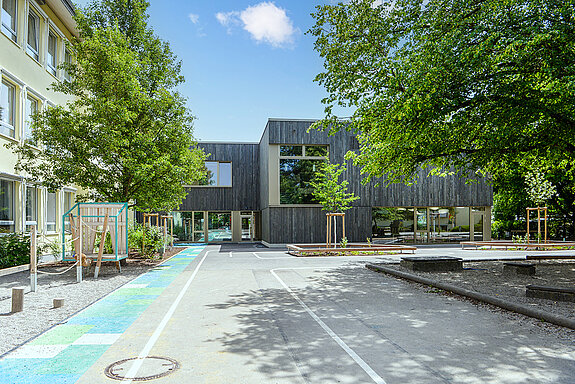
[
  {"xmin": 63, "ymin": 190, "xmax": 73, "ymax": 231},
  {"xmin": 1, "ymin": 0, "xmax": 17, "ymax": 42},
  {"xmin": 46, "ymin": 192, "xmax": 57, "ymax": 232},
  {"xmin": 25, "ymin": 95, "xmax": 38, "ymax": 144},
  {"xmin": 279, "ymin": 145, "xmax": 328, "ymax": 204},
  {"xmin": 199, "ymin": 161, "xmax": 232, "ymax": 187},
  {"xmin": 27, "ymin": 11, "xmax": 40, "ymax": 61},
  {"xmin": 47, "ymin": 31, "xmax": 57, "ymax": 75},
  {"xmin": 63, "ymin": 48, "xmax": 72, "ymax": 81},
  {"xmin": 0, "ymin": 80, "xmax": 16, "ymax": 138},
  {"xmin": 0, "ymin": 179, "xmax": 14, "ymax": 233},
  {"xmin": 26, "ymin": 186, "xmax": 38, "ymax": 232}
]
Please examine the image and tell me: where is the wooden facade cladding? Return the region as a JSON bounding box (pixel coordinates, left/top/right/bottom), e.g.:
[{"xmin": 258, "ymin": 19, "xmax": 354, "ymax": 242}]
[
  {"xmin": 178, "ymin": 119, "xmax": 493, "ymax": 243},
  {"xmin": 179, "ymin": 143, "xmax": 260, "ymax": 211},
  {"xmin": 263, "ymin": 119, "xmax": 493, "ymax": 208}
]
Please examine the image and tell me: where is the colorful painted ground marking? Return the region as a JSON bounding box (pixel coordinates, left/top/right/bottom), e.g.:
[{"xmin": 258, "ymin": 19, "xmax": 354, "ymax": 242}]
[{"xmin": 0, "ymin": 246, "xmax": 204, "ymax": 384}]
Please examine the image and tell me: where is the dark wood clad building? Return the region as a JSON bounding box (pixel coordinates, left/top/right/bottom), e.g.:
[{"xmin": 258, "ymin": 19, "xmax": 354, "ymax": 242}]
[{"xmin": 176, "ymin": 119, "xmax": 493, "ymax": 245}]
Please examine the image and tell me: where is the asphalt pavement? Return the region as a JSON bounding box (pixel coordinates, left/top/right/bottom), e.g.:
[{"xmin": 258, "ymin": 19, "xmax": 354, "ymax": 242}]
[{"xmin": 4, "ymin": 245, "xmax": 575, "ymax": 383}]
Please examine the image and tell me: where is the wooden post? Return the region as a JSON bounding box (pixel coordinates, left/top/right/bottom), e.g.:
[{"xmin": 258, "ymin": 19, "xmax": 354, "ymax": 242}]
[
  {"xmin": 326, "ymin": 214, "xmax": 329, "ymax": 248},
  {"xmin": 53, "ymin": 298, "xmax": 64, "ymax": 308},
  {"xmin": 30, "ymin": 225, "xmax": 37, "ymax": 292},
  {"xmin": 537, "ymin": 206, "xmax": 541, "ymax": 243},
  {"xmin": 170, "ymin": 217, "xmax": 174, "ymax": 247},
  {"xmin": 544, "ymin": 207, "xmax": 548, "ymax": 243},
  {"xmin": 526, "ymin": 208, "xmax": 530, "ymax": 244},
  {"xmin": 94, "ymin": 213, "xmax": 109, "ymax": 279},
  {"xmin": 342, "ymin": 213, "xmax": 346, "ymax": 241},
  {"xmin": 163, "ymin": 222, "xmax": 167, "ymax": 255},
  {"xmin": 11, "ymin": 287, "xmax": 24, "ymax": 313}
]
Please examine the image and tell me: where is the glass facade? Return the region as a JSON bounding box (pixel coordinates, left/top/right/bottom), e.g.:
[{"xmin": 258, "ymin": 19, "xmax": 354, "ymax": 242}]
[{"xmin": 372, "ymin": 206, "xmax": 482, "ymax": 243}]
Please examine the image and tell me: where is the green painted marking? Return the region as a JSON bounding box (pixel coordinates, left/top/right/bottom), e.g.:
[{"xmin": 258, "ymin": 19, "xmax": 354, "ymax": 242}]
[
  {"xmin": 124, "ymin": 299, "xmax": 156, "ymax": 306},
  {"xmin": 31, "ymin": 325, "xmax": 94, "ymax": 345},
  {"xmin": 37, "ymin": 345, "xmax": 109, "ymax": 374},
  {"xmin": 111, "ymin": 287, "xmax": 165, "ymax": 296}
]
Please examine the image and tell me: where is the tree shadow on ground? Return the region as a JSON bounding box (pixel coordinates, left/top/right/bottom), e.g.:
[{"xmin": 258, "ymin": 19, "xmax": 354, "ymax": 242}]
[{"xmin": 205, "ymin": 264, "xmax": 575, "ymax": 384}]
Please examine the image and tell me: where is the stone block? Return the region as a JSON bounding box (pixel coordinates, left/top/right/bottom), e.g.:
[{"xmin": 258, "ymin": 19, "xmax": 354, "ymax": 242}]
[
  {"xmin": 400, "ymin": 256, "xmax": 463, "ymax": 272},
  {"xmin": 503, "ymin": 262, "xmax": 536, "ymax": 276}
]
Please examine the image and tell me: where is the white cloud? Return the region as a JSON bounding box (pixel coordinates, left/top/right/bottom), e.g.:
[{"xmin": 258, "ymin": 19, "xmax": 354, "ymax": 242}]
[
  {"xmin": 216, "ymin": 2, "xmax": 297, "ymax": 48},
  {"xmin": 188, "ymin": 13, "xmax": 200, "ymax": 24}
]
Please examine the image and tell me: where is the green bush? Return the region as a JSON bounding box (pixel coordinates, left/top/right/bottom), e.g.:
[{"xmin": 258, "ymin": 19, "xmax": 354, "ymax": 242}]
[
  {"xmin": 0, "ymin": 233, "xmax": 31, "ymax": 269},
  {"xmin": 129, "ymin": 223, "xmax": 171, "ymax": 259}
]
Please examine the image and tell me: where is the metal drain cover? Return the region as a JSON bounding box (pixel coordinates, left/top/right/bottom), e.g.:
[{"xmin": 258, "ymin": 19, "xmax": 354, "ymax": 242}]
[{"xmin": 105, "ymin": 356, "xmax": 180, "ymax": 381}]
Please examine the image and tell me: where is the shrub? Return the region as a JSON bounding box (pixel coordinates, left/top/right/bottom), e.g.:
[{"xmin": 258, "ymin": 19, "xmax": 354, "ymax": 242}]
[
  {"xmin": 0, "ymin": 233, "xmax": 30, "ymax": 269},
  {"xmin": 129, "ymin": 223, "xmax": 171, "ymax": 258}
]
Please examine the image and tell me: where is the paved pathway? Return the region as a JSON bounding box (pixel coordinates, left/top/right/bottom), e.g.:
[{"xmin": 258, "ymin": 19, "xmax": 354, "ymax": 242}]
[{"xmin": 1, "ymin": 245, "xmax": 574, "ymax": 383}]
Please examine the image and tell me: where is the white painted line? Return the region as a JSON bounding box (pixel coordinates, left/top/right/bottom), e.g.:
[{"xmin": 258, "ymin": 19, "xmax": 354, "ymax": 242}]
[
  {"xmin": 121, "ymin": 250, "xmax": 211, "ymax": 384},
  {"xmin": 252, "ymin": 252, "xmax": 292, "ymax": 260},
  {"xmin": 270, "ymin": 268, "xmax": 387, "ymax": 384}
]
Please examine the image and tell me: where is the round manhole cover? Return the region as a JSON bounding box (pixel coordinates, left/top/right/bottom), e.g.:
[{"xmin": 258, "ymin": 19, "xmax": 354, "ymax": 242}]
[{"xmin": 105, "ymin": 356, "xmax": 180, "ymax": 381}]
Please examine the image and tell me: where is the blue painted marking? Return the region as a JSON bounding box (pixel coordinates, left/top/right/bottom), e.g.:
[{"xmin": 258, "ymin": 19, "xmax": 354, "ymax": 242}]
[{"xmin": 0, "ymin": 247, "xmax": 204, "ymax": 384}]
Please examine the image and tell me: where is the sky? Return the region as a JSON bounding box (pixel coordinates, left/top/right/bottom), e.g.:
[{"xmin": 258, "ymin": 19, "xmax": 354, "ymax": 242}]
[{"xmin": 73, "ymin": 0, "xmax": 347, "ymax": 143}]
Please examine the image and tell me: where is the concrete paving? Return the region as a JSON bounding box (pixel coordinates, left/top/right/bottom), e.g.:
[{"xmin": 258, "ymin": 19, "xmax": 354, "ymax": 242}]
[{"xmin": 4, "ymin": 244, "xmax": 575, "ymax": 383}]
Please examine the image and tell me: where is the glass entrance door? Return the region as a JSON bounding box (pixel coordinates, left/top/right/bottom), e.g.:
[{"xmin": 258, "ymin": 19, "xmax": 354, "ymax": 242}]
[
  {"xmin": 193, "ymin": 211, "xmax": 205, "ymax": 242},
  {"xmin": 241, "ymin": 214, "xmax": 253, "ymax": 241}
]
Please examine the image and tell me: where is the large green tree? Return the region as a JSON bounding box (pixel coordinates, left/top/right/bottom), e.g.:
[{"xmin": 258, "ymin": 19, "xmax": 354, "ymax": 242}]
[
  {"xmin": 10, "ymin": 0, "xmax": 206, "ymax": 211},
  {"xmin": 309, "ymin": 0, "xmax": 575, "ymax": 184}
]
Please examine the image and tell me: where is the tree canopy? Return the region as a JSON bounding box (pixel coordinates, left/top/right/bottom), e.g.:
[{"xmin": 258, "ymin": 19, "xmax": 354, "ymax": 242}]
[
  {"xmin": 309, "ymin": 0, "xmax": 575, "ymax": 184},
  {"xmin": 310, "ymin": 163, "xmax": 359, "ymax": 212},
  {"xmin": 10, "ymin": 0, "xmax": 206, "ymax": 211}
]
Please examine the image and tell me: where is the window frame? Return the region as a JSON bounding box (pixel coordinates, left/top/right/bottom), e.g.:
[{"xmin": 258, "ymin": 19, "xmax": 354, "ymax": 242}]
[
  {"xmin": 1, "ymin": 0, "xmax": 18, "ymax": 42},
  {"xmin": 24, "ymin": 93, "xmax": 39, "ymax": 144},
  {"xmin": 26, "ymin": 9, "xmax": 40, "ymax": 61},
  {"xmin": 188, "ymin": 161, "xmax": 233, "ymax": 188},
  {"xmin": 46, "ymin": 30, "xmax": 58, "ymax": 76},
  {"xmin": 25, "ymin": 185, "xmax": 38, "ymax": 232},
  {"xmin": 46, "ymin": 191, "xmax": 57, "ymax": 233},
  {"xmin": 0, "ymin": 79, "xmax": 16, "ymax": 138},
  {"xmin": 0, "ymin": 178, "xmax": 15, "ymax": 232},
  {"xmin": 278, "ymin": 144, "xmax": 329, "ymax": 206}
]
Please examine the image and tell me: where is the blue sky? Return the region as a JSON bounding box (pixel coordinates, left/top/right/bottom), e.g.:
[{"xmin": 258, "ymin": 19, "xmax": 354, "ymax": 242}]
[{"xmin": 74, "ymin": 0, "xmax": 346, "ymax": 142}]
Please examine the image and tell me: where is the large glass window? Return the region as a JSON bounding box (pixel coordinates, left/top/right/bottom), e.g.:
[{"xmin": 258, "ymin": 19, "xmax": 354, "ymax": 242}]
[
  {"xmin": 26, "ymin": 186, "xmax": 38, "ymax": 232},
  {"xmin": 199, "ymin": 161, "xmax": 232, "ymax": 187},
  {"xmin": 279, "ymin": 144, "xmax": 328, "ymax": 205},
  {"xmin": 0, "ymin": 179, "xmax": 14, "ymax": 233},
  {"xmin": 47, "ymin": 31, "xmax": 57, "ymax": 75},
  {"xmin": 207, "ymin": 212, "xmax": 231, "ymax": 242},
  {"xmin": 1, "ymin": 0, "xmax": 17, "ymax": 41},
  {"xmin": 0, "ymin": 80, "xmax": 15, "ymax": 137},
  {"xmin": 25, "ymin": 95, "xmax": 38, "ymax": 144},
  {"xmin": 280, "ymin": 159, "xmax": 324, "ymax": 204},
  {"xmin": 27, "ymin": 11, "xmax": 39, "ymax": 61},
  {"xmin": 46, "ymin": 192, "xmax": 57, "ymax": 232}
]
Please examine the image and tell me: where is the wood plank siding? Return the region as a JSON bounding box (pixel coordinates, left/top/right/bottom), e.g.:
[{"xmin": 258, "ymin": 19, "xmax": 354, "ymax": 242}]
[
  {"xmin": 178, "ymin": 119, "xmax": 493, "ymax": 244},
  {"xmin": 179, "ymin": 143, "xmax": 260, "ymax": 211}
]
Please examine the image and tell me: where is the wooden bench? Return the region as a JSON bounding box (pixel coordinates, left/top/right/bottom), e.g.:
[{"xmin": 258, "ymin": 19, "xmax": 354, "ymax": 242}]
[
  {"xmin": 526, "ymin": 285, "xmax": 575, "ymax": 303},
  {"xmin": 400, "ymin": 256, "xmax": 463, "ymax": 272}
]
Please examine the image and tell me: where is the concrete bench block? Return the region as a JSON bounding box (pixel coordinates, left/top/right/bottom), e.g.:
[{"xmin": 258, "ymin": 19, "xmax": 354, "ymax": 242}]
[
  {"xmin": 503, "ymin": 262, "xmax": 536, "ymax": 276},
  {"xmin": 400, "ymin": 256, "xmax": 463, "ymax": 272},
  {"xmin": 526, "ymin": 285, "xmax": 575, "ymax": 303}
]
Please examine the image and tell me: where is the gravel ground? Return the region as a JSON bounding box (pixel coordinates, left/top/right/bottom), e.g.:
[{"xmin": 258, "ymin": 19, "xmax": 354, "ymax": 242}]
[
  {"xmin": 380, "ymin": 259, "xmax": 575, "ymax": 340},
  {"xmin": 0, "ymin": 247, "xmax": 185, "ymax": 356}
]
